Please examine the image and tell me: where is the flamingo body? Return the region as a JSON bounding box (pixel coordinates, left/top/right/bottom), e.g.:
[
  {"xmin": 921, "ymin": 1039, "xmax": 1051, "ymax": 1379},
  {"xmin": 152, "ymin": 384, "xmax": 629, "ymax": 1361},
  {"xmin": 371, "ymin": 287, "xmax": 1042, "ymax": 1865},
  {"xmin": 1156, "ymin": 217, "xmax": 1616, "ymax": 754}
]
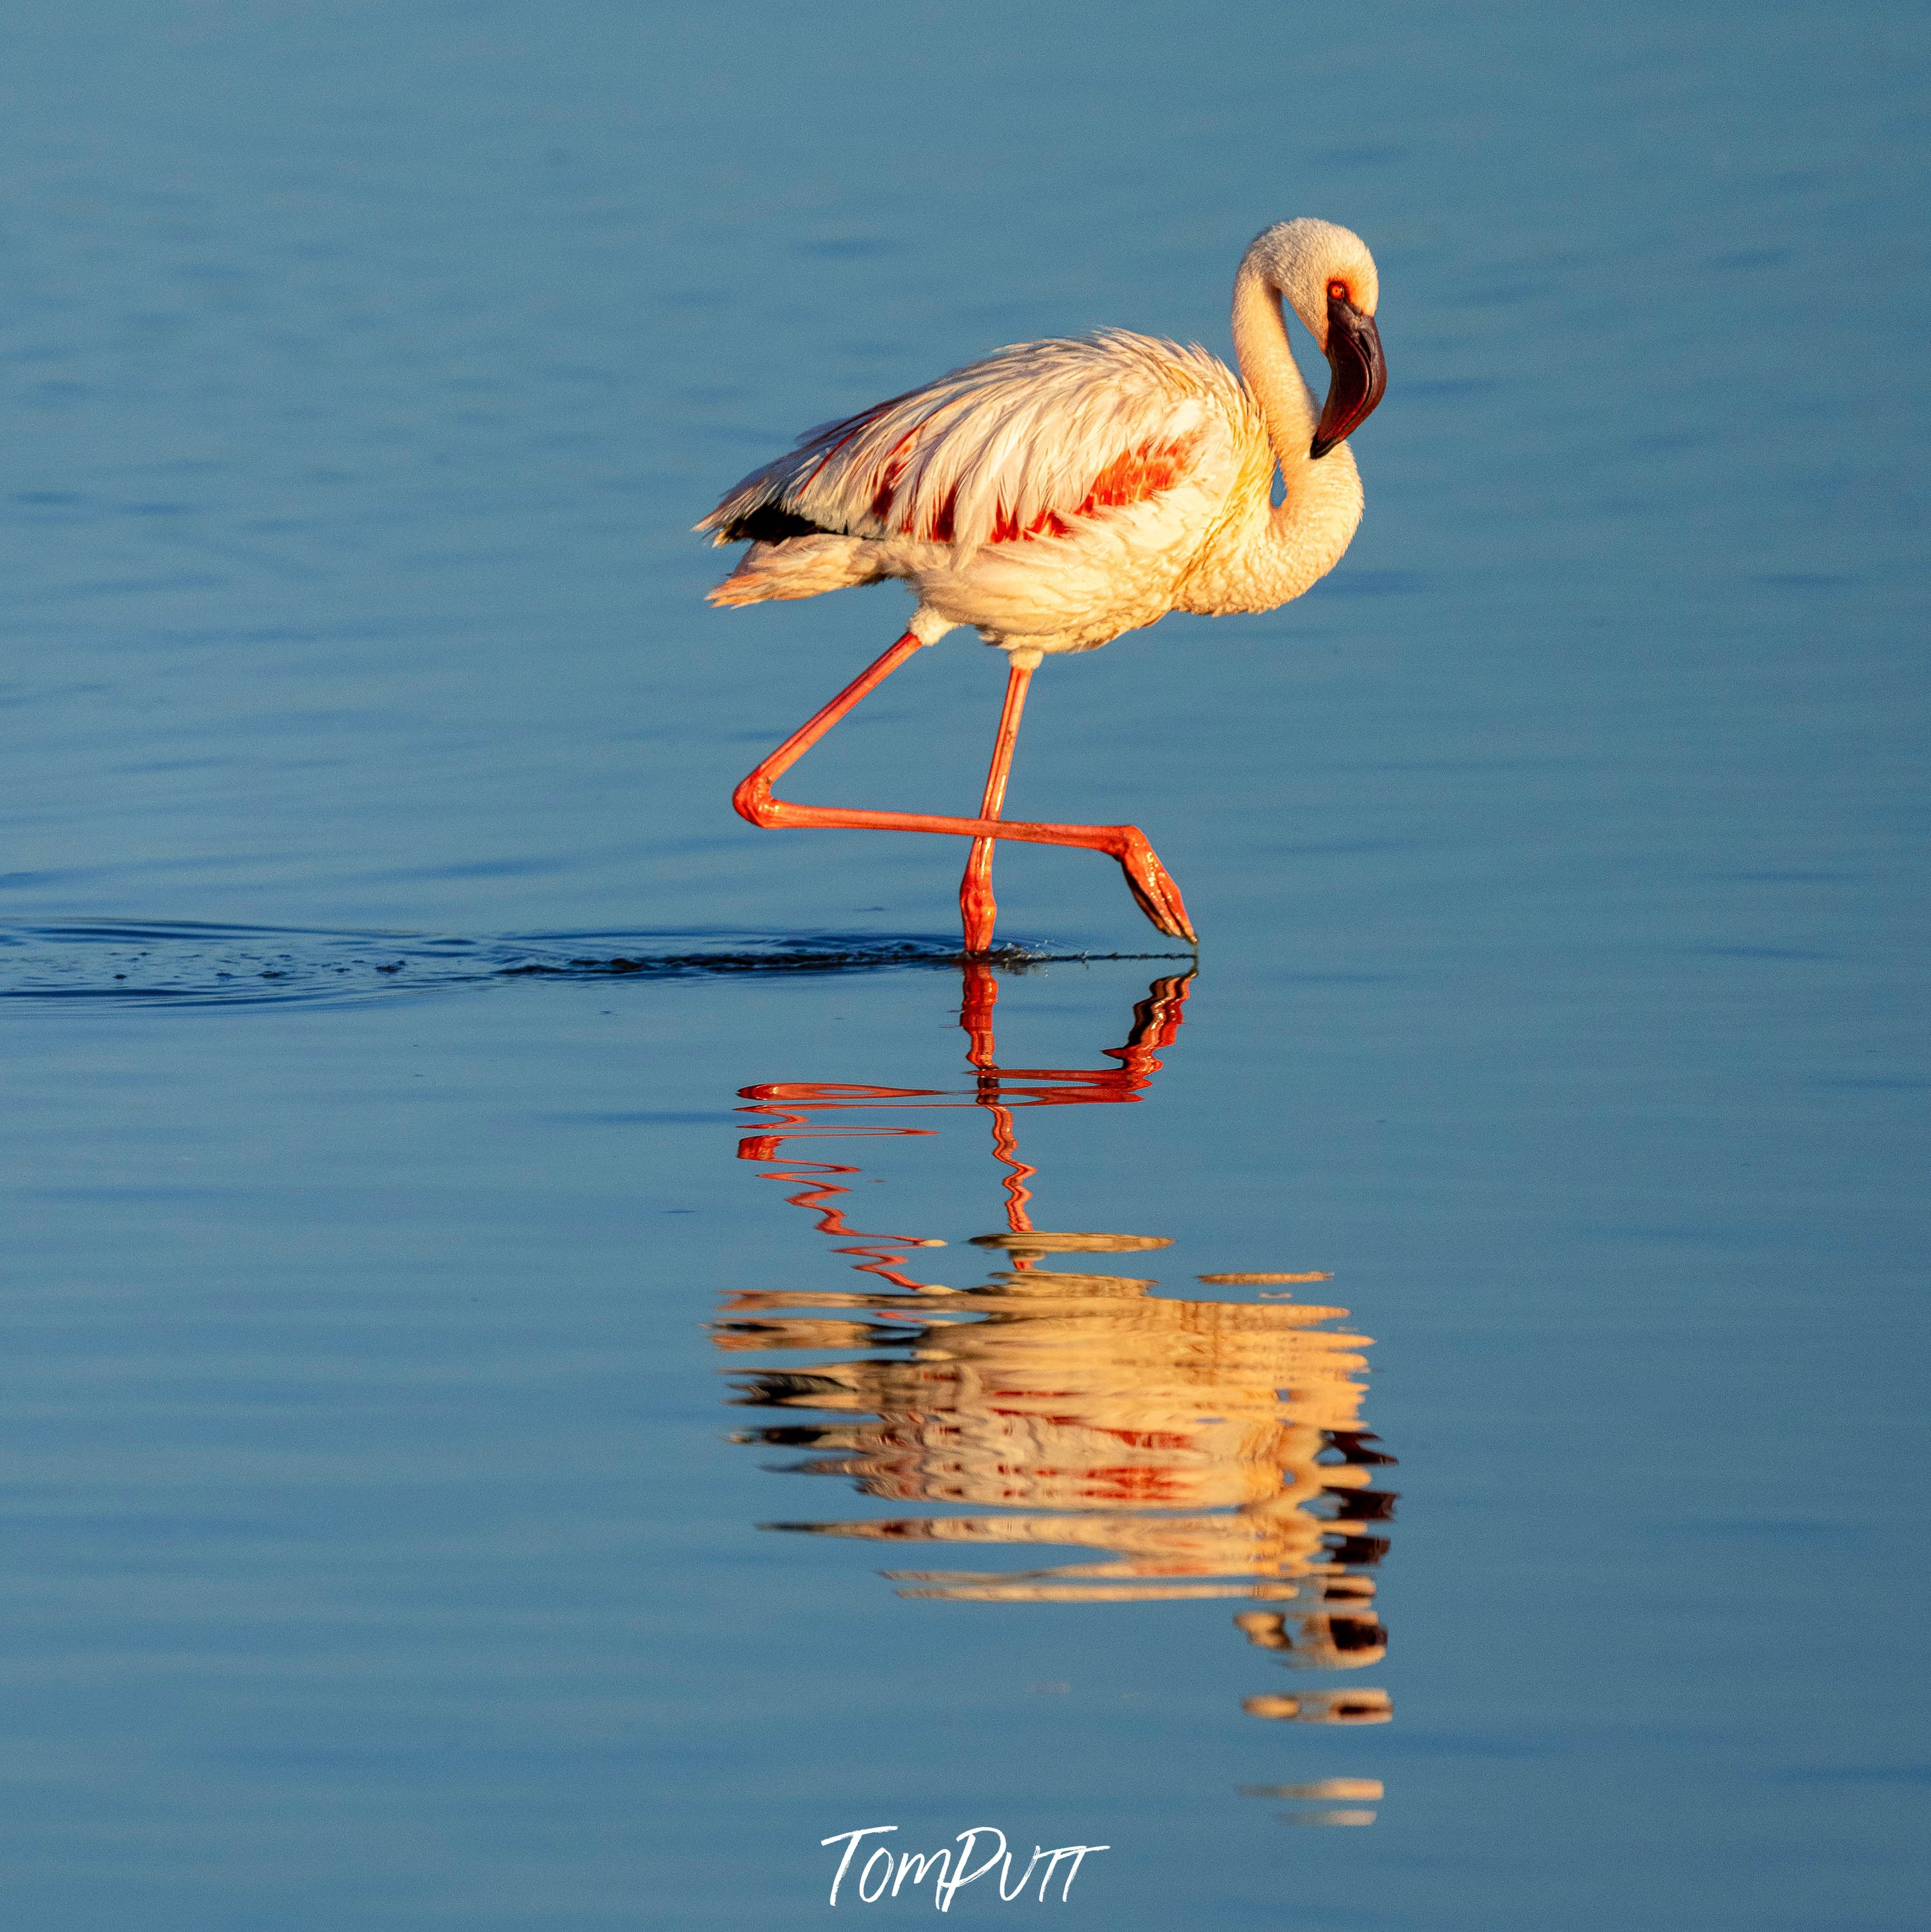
[{"xmin": 702, "ymin": 331, "xmax": 1278, "ymax": 654}]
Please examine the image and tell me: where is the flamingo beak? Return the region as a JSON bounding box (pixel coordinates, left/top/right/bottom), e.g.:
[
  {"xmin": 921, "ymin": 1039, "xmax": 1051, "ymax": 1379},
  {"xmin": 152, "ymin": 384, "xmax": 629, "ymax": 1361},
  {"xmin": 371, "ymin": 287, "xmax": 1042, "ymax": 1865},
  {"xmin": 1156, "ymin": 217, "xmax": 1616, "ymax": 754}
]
[{"xmin": 1310, "ymin": 294, "xmax": 1387, "ymax": 459}]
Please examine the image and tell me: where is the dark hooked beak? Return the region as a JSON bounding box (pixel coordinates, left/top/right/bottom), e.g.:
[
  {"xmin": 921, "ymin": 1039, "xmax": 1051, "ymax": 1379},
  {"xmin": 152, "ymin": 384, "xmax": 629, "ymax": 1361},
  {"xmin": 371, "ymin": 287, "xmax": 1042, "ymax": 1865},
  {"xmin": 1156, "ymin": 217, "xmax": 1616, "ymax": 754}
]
[{"xmin": 1310, "ymin": 292, "xmax": 1387, "ymax": 459}]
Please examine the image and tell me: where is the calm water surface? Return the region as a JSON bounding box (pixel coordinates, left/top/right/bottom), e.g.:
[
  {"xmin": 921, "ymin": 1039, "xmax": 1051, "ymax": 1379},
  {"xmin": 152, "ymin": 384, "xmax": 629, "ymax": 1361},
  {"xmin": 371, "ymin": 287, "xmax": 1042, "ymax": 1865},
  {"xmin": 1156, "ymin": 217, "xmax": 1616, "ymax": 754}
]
[{"xmin": 1, "ymin": 3, "xmax": 1925, "ymax": 1926}]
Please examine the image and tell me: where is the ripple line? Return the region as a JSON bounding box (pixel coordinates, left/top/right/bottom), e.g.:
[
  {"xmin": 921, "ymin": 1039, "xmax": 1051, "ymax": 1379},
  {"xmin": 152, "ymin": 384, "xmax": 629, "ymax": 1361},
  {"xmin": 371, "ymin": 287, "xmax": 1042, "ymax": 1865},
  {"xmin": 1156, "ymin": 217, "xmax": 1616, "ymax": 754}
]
[{"xmin": 0, "ymin": 920, "xmax": 1189, "ymax": 1008}]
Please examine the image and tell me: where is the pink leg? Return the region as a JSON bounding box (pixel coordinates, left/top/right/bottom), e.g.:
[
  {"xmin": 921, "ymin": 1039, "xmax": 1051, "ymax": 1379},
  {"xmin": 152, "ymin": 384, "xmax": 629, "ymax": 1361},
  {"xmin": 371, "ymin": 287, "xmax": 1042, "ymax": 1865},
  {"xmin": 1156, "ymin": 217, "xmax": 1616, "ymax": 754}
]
[
  {"xmin": 959, "ymin": 657, "xmax": 1032, "ymax": 953},
  {"xmin": 733, "ymin": 632, "xmax": 1197, "ymax": 944}
]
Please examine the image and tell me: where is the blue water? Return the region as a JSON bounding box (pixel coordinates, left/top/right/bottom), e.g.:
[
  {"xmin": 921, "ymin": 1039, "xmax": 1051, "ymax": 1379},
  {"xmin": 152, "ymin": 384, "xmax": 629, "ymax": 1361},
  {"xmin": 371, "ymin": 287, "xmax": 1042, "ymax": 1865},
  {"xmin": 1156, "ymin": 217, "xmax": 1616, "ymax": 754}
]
[{"xmin": 1, "ymin": 3, "xmax": 1925, "ymax": 1926}]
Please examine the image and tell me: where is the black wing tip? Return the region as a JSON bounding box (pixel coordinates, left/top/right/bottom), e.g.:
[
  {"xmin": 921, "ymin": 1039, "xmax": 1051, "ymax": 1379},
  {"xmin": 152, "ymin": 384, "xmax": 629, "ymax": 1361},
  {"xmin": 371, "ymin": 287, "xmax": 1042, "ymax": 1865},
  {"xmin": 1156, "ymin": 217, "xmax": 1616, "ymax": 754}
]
[{"xmin": 717, "ymin": 504, "xmax": 837, "ymax": 544}]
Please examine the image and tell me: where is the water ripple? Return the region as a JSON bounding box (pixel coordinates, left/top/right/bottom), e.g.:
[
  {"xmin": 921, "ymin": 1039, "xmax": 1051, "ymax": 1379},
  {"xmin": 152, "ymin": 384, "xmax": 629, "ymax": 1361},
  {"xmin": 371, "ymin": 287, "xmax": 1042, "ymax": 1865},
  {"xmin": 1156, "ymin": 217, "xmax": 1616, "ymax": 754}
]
[{"xmin": 0, "ymin": 921, "xmax": 1188, "ymax": 1007}]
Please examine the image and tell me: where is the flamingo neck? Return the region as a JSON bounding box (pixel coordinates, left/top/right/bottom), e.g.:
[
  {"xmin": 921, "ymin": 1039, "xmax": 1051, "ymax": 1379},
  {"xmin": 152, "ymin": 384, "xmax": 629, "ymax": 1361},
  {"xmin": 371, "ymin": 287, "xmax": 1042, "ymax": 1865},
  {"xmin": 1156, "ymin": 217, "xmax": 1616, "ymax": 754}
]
[
  {"xmin": 1192, "ymin": 262, "xmax": 1363, "ymax": 613},
  {"xmin": 1231, "ymin": 260, "xmax": 1322, "ymax": 472}
]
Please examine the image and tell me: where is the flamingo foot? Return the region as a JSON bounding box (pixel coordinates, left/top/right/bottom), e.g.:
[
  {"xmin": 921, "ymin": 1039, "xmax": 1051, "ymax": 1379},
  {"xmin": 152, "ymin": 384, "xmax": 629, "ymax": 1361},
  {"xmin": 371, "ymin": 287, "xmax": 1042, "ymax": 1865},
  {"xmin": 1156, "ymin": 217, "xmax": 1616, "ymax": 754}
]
[
  {"xmin": 960, "ymin": 839, "xmax": 998, "ymax": 955},
  {"xmin": 1117, "ymin": 831, "xmax": 1197, "ymax": 945}
]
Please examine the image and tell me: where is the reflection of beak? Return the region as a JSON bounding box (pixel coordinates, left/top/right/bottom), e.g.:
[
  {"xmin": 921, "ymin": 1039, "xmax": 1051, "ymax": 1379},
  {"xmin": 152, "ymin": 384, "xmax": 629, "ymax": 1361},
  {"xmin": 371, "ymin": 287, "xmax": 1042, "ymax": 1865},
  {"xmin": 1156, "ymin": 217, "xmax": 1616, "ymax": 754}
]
[{"xmin": 1310, "ymin": 294, "xmax": 1387, "ymax": 459}]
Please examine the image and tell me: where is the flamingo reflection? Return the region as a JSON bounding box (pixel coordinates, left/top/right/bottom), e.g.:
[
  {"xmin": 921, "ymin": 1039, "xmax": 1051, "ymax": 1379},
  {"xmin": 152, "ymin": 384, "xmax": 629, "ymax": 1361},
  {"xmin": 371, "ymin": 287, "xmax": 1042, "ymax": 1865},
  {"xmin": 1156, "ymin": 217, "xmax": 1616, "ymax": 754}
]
[{"xmin": 714, "ymin": 964, "xmax": 1396, "ymax": 1728}]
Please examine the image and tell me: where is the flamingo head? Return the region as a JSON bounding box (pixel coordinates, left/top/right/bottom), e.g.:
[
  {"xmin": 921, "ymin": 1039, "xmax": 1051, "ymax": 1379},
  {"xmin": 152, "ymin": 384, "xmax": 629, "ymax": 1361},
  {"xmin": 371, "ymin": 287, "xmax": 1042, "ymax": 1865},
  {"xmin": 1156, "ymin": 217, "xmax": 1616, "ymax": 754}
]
[{"xmin": 1248, "ymin": 218, "xmax": 1387, "ymax": 459}]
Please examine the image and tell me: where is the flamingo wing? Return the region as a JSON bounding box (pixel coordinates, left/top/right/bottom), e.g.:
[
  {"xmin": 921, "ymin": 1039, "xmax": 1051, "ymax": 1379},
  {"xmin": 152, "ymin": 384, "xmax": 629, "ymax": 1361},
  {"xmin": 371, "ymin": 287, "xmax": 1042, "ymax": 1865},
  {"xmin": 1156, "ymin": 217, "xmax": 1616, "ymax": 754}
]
[{"xmin": 698, "ymin": 330, "xmax": 1252, "ymax": 563}]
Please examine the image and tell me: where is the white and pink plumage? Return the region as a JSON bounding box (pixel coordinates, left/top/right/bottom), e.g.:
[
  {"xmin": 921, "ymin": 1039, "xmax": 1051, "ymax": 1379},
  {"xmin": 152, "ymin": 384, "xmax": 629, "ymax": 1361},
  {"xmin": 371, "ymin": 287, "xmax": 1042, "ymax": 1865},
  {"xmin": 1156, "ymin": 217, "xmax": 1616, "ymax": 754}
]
[{"xmin": 698, "ymin": 217, "xmax": 1387, "ymax": 952}]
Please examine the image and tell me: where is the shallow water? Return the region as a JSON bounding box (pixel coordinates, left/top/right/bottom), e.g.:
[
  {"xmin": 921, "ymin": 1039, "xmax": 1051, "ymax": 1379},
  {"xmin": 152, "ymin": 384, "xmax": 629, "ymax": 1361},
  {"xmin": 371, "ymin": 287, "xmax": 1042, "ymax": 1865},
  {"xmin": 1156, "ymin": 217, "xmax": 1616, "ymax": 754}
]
[{"xmin": 1, "ymin": 3, "xmax": 1926, "ymax": 1927}]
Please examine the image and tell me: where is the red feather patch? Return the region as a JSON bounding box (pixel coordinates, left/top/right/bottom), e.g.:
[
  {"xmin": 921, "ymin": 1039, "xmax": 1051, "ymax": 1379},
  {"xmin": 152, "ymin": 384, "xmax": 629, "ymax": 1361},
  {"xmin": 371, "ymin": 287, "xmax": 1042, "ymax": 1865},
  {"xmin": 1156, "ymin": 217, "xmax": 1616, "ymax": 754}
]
[
  {"xmin": 985, "ymin": 438, "xmax": 1192, "ymax": 545},
  {"xmin": 855, "ymin": 431, "xmax": 1192, "ymax": 545}
]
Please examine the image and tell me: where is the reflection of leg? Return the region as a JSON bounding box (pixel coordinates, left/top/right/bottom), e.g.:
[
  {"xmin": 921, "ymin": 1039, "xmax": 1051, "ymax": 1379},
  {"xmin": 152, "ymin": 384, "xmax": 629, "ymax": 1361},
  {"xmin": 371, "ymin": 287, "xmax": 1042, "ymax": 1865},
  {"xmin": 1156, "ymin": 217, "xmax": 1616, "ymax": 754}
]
[
  {"xmin": 964, "ymin": 972, "xmax": 1194, "ymax": 1099},
  {"xmin": 960, "ymin": 961, "xmax": 999, "ymax": 1069},
  {"xmin": 958, "ymin": 965, "xmax": 1038, "ymax": 1245},
  {"xmin": 959, "ymin": 657, "xmax": 1034, "ymax": 953},
  {"xmin": 730, "ymin": 1148, "xmax": 949, "ymax": 1294},
  {"xmin": 985, "ymin": 1096, "xmax": 1036, "ymax": 1246},
  {"xmin": 958, "ymin": 967, "xmax": 1198, "ymax": 1248},
  {"xmin": 732, "ymin": 632, "xmax": 1196, "ymax": 943},
  {"xmin": 1107, "ymin": 972, "xmax": 1195, "ymax": 1078}
]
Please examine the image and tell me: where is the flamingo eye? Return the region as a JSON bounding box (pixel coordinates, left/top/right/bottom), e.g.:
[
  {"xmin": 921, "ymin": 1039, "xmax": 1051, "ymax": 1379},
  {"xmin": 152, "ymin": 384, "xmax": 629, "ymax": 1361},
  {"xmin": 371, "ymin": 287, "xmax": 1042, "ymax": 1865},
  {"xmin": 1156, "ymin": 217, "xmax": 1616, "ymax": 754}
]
[{"xmin": 1327, "ymin": 280, "xmax": 1350, "ymax": 302}]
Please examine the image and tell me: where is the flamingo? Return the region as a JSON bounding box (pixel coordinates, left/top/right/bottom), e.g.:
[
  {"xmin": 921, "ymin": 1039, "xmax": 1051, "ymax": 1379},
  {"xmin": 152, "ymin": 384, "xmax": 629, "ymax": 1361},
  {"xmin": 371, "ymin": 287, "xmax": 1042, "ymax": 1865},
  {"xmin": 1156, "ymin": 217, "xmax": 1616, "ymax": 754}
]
[{"xmin": 696, "ymin": 218, "xmax": 1387, "ymax": 953}]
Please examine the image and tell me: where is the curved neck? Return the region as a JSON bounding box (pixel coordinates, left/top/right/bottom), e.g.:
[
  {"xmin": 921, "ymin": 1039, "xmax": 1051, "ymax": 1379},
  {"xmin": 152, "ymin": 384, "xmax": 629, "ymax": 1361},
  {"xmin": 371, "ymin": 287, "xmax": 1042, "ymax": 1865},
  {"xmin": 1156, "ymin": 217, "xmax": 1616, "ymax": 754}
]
[
  {"xmin": 1230, "ymin": 262, "xmax": 1320, "ymax": 480},
  {"xmin": 1183, "ymin": 260, "xmax": 1360, "ymax": 615}
]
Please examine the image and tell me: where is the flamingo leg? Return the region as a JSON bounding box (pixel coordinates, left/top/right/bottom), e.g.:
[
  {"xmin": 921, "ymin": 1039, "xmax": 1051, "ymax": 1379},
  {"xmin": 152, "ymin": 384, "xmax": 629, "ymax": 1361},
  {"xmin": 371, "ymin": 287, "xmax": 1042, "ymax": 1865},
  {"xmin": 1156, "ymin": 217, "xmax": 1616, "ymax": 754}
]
[
  {"xmin": 959, "ymin": 657, "xmax": 1032, "ymax": 953},
  {"xmin": 732, "ymin": 631, "xmax": 1197, "ymax": 946}
]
